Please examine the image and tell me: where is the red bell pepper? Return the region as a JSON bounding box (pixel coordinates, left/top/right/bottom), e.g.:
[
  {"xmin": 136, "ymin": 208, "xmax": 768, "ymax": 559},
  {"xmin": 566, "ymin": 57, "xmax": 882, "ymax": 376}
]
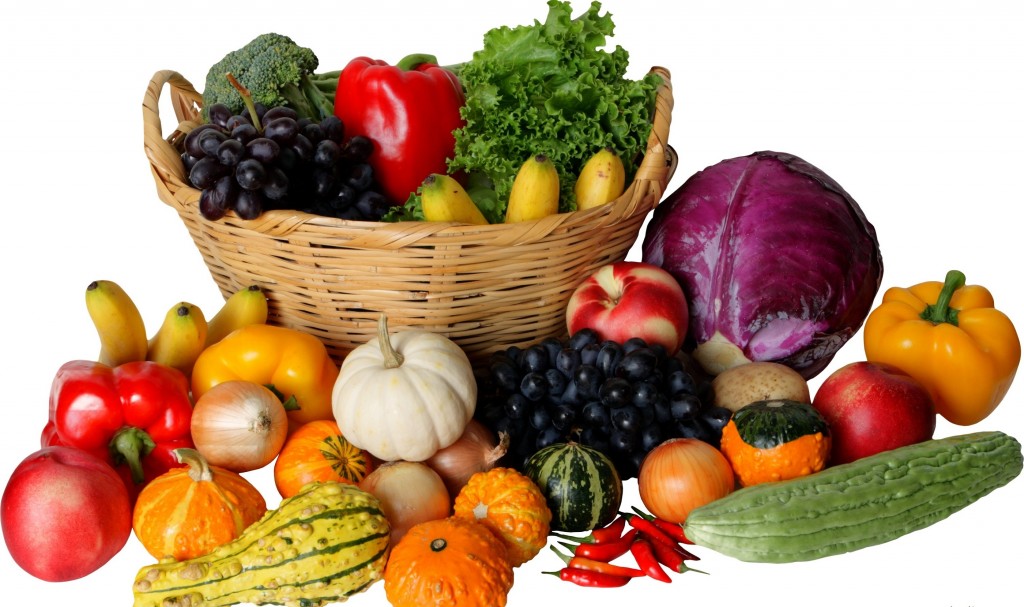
[
  {"xmin": 333, "ymin": 53, "xmax": 465, "ymax": 204},
  {"xmin": 41, "ymin": 360, "xmax": 194, "ymax": 498}
]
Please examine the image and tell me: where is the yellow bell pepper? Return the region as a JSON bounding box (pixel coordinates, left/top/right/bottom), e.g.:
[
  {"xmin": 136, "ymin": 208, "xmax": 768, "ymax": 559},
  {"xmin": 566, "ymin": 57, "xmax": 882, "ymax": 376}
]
[
  {"xmin": 863, "ymin": 270, "xmax": 1020, "ymax": 426},
  {"xmin": 191, "ymin": 324, "xmax": 339, "ymax": 428}
]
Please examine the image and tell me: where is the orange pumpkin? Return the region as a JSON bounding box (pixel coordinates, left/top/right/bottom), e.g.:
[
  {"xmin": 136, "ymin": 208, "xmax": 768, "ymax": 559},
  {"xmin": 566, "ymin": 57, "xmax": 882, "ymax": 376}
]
[
  {"xmin": 452, "ymin": 466, "xmax": 551, "ymax": 567},
  {"xmin": 273, "ymin": 419, "xmax": 373, "ymax": 498},
  {"xmin": 384, "ymin": 517, "xmax": 513, "ymax": 607},
  {"xmin": 132, "ymin": 448, "xmax": 266, "ymax": 560}
]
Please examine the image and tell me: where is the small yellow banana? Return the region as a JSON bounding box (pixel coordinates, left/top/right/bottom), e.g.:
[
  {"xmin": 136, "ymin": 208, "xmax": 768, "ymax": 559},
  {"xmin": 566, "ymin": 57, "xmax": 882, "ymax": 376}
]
[
  {"xmin": 504, "ymin": 154, "xmax": 560, "ymax": 223},
  {"xmin": 205, "ymin": 284, "xmax": 269, "ymax": 347},
  {"xmin": 147, "ymin": 302, "xmax": 208, "ymax": 378},
  {"xmin": 574, "ymin": 147, "xmax": 626, "ymax": 210},
  {"xmin": 421, "ymin": 174, "xmax": 489, "ymax": 225},
  {"xmin": 85, "ymin": 280, "xmax": 148, "ymax": 367}
]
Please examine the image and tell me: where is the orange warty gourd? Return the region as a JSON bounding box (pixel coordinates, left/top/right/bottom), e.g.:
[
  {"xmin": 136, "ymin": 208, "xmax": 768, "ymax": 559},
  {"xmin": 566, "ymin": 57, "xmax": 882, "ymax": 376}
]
[
  {"xmin": 273, "ymin": 419, "xmax": 373, "ymax": 498},
  {"xmin": 719, "ymin": 399, "xmax": 832, "ymax": 487},
  {"xmin": 132, "ymin": 448, "xmax": 267, "ymax": 561},
  {"xmin": 452, "ymin": 466, "xmax": 551, "ymax": 567},
  {"xmin": 384, "ymin": 517, "xmax": 514, "ymax": 607}
]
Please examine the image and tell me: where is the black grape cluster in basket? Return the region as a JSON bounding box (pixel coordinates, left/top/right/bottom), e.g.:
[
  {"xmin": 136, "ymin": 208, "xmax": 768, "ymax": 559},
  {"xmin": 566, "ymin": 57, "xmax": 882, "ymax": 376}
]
[
  {"xmin": 181, "ymin": 103, "xmax": 393, "ymax": 222},
  {"xmin": 475, "ymin": 329, "xmax": 732, "ymax": 480}
]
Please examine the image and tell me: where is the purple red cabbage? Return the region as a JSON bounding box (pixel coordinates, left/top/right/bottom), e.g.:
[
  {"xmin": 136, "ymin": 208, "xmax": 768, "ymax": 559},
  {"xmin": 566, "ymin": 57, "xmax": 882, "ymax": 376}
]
[{"xmin": 641, "ymin": 151, "xmax": 883, "ymax": 379}]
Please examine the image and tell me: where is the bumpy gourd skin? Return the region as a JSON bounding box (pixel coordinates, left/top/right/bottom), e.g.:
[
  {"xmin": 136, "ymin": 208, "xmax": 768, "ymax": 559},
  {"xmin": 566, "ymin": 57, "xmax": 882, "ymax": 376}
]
[
  {"xmin": 684, "ymin": 431, "xmax": 1022, "ymax": 563},
  {"xmin": 132, "ymin": 482, "xmax": 390, "ymax": 607},
  {"xmin": 132, "ymin": 448, "xmax": 267, "ymax": 561},
  {"xmin": 453, "ymin": 467, "xmax": 552, "ymax": 567},
  {"xmin": 719, "ymin": 404, "xmax": 832, "ymax": 488},
  {"xmin": 384, "ymin": 517, "xmax": 514, "ymax": 607}
]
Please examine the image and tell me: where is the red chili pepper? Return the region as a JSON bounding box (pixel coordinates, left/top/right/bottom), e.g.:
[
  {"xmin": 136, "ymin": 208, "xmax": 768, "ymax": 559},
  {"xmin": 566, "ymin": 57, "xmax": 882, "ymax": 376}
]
[
  {"xmin": 333, "ymin": 53, "xmax": 466, "ymax": 204},
  {"xmin": 551, "ymin": 515, "xmax": 627, "ymax": 545},
  {"xmin": 651, "ymin": 517, "xmax": 694, "ymax": 545},
  {"xmin": 545, "ymin": 567, "xmax": 632, "ymax": 588},
  {"xmin": 646, "ymin": 537, "xmax": 699, "ymax": 574},
  {"xmin": 567, "ymin": 528, "xmax": 638, "ymax": 562},
  {"xmin": 628, "ymin": 507, "xmax": 697, "ymax": 549},
  {"xmin": 648, "ymin": 537, "xmax": 687, "ymax": 573},
  {"xmin": 636, "ymin": 530, "xmax": 701, "ymax": 562},
  {"xmin": 592, "ymin": 514, "xmax": 628, "ymax": 543},
  {"xmin": 626, "ymin": 512, "xmax": 683, "ymax": 550},
  {"xmin": 629, "ymin": 538, "xmax": 672, "ymax": 583},
  {"xmin": 549, "ymin": 545, "xmax": 645, "ymax": 578},
  {"xmin": 42, "ymin": 360, "xmax": 194, "ymax": 500}
]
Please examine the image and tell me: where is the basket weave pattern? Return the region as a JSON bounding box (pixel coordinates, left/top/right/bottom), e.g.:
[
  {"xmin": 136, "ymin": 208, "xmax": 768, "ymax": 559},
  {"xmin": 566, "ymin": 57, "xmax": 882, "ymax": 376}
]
[{"xmin": 142, "ymin": 68, "xmax": 675, "ymax": 366}]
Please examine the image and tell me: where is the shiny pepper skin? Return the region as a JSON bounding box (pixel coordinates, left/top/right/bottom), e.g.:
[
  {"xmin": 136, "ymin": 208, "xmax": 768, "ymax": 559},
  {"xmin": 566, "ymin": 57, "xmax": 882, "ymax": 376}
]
[{"xmin": 864, "ymin": 270, "xmax": 1020, "ymax": 426}]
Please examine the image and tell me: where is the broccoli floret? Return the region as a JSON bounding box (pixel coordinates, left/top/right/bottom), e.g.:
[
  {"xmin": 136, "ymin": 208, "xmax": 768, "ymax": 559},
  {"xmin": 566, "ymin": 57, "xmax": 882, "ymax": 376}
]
[{"xmin": 202, "ymin": 33, "xmax": 338, "ymax": 121}]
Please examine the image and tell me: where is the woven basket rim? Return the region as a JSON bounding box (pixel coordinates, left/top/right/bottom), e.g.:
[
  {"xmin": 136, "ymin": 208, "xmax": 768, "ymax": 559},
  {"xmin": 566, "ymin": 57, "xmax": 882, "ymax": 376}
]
[{"xmin": 142, "ymin": 67, "xmax": 676, "ymax": 246}]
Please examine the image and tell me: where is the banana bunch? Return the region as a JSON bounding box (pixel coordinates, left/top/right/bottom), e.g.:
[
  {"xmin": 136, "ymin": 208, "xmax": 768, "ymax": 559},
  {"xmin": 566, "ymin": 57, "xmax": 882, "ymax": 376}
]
[{"xmin": 85, "ymin": 280, "xmax": 268, "ymax": 377}]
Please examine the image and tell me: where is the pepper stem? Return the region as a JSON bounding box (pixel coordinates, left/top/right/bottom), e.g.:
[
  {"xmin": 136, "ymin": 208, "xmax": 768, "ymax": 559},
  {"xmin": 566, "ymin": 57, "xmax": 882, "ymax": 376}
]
[
  {"xmin": 396, "ymin": 53, "xmax": 439, "ymax": 71},
  {"xmin": 109, "ymin": 426, "xmax": 156, "ymax": 485},
  {"xmin": 549, "ymin": 544, "xmax": 573, "ymax": 565},
  {"xmin": 376, "ymin": 313, "xmax": 404, "ymax": 369},
  {"xmin": 173, "ymin": 448, "xmax": 214, "ymax": 483},
  {"xmin": 919, "ymin": 270, "xmax": 966, "ymax": 326},
  {"xmin": 264, "ymin": 384, "xmax": 301, "ymax": 411}
]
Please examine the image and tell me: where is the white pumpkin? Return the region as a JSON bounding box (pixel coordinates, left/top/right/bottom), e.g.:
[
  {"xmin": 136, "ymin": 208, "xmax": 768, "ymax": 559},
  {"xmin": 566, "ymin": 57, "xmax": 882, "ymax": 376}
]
[{"xmin": 332, "ymin": 314, "xmax": 477, "ymax": 462}]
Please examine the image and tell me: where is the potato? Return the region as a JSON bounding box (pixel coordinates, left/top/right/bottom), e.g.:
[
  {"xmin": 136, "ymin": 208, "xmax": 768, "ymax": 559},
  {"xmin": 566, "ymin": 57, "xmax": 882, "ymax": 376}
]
[{"xmin": 712, "ymin": 362, "xmax": 811, "ymax": 412}]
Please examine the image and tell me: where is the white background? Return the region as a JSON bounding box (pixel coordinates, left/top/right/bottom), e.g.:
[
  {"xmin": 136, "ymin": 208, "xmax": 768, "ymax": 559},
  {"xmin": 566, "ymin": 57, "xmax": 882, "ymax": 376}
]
[{"xmin": 1, "ymin": 1, "xmax": 1021, "ymax": 605}]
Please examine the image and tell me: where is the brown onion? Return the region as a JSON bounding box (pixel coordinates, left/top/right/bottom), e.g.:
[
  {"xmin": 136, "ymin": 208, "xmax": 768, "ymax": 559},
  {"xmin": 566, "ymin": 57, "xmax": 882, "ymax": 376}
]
[
  {"xmin": 637, "ymin": 438, "xmax": 735, "ymax": 523},
  {"xmin": 358, "ymin": 461, "xmax": 450, "ymax": 545},
  {"xmin": 424, "ymin": 420, "xmax": 509, "ymax": 497},
  {"xmin": 190, "ymin": 380, "xmax": 289, "ymax": 473}
]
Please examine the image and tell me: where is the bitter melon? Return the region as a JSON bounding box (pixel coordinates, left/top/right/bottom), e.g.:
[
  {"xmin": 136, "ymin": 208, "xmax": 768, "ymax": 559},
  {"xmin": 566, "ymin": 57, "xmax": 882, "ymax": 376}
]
[{"xmin": 684, "ymin": 431, "xmax": 1022, "ymax": 563}]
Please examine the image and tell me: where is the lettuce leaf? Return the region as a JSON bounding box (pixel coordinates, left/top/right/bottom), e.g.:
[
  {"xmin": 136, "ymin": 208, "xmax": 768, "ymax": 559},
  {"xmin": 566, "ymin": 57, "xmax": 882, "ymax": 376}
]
[
  {"xmin": 451, "ymin": 0, "xmax": 660, "ymax": 220},
  {"xmin": 381, "ymin": 0, "xmax": 660, "ymax": 223}
]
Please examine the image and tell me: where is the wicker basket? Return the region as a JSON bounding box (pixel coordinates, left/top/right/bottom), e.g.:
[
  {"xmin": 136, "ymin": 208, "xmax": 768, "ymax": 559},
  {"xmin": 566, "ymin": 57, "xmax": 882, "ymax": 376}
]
[{"xmin": 142, "ymin": 67, "xmax": 675, "ymax": 367}]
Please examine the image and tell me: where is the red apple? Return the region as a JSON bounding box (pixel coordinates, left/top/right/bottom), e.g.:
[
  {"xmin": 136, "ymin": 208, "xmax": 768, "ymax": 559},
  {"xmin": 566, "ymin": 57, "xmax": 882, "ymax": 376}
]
[
  {"xmin": 566, "ymin": 261, "xmax": 689, "ymax": 354},
  {"xmin": 812, "ymin": 361, "xmax": 936, "ymax": 465},
  {"xmin": 2, "ymin": 446, "xmax": 132, "ymax": 582}
]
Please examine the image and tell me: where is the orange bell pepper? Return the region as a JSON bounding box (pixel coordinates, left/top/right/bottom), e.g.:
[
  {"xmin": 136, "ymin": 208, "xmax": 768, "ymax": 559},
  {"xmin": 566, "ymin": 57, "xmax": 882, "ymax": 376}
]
[
  {"xmin": 863, "ymin": 270, "xmax": 1020, "ymax": 426},
  {"xmin": 191, "ymin": 324, "xmax": 339, "ymax": 429}
]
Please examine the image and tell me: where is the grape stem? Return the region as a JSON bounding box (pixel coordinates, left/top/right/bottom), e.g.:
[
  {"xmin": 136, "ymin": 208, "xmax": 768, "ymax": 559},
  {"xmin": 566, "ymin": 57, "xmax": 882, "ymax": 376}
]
[{"xmin": 226, "ymin": 72, "xmax": 263, "ymax": 133}]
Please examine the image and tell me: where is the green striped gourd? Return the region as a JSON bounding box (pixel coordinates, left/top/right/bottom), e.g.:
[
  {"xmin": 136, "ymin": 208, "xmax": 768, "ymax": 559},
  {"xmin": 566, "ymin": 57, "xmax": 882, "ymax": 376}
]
[
  {"xmin": 524, "ymin": 442, "xmax": 622, "ymax": 532},
  {"xmin": 684, "ymin": 431, "xmax": 1022, "ymax": 563},
  {"xmin": 132, "ymin": 481, "xmax": 390, "ymax": 607}
]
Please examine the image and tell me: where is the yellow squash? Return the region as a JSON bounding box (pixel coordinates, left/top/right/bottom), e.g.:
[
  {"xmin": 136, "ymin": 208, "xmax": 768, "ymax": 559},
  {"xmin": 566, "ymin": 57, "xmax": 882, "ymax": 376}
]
[{"xmin": 133, "ymin": 482, "xmax": 390, "ymax": 607}]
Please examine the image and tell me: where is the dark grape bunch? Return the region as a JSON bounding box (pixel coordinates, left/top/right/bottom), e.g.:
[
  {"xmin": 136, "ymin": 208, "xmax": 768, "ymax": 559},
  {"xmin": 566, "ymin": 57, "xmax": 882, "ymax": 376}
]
[
  {"xmin": 475, "ymin": 329, "xmax": 731, "ymax": 480},
  {"xmin": 182, "ymin": 102, "xmax": 393, "ymax": 222}
]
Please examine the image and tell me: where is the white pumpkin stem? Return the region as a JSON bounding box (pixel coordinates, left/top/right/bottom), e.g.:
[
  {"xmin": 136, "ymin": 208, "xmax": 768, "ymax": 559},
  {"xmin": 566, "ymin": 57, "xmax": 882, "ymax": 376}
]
[{"xmin": 377, "ymin": 313, "xmax": 404, "ymax": 369}]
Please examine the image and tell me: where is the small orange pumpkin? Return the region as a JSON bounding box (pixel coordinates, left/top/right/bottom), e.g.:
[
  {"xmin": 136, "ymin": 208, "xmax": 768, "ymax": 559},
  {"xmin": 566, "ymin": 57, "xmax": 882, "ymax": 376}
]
[
  {"xmin": 452, "ymin": 466, "xmax": 551, "ymax": 567},
  {"xmin": 719, "ymin": 399, "xmax": 831, "ymax": 487},
  {"xmin": 384, "ymin": 517, "xmax": 513, "ymax": 607},
  {"xmin": 273, "ymin": 419, "xmax": 373, "ymax": 498},
  {"xmin": 132, "ymin": 448, "xmax": 267, "ymax": 560}
]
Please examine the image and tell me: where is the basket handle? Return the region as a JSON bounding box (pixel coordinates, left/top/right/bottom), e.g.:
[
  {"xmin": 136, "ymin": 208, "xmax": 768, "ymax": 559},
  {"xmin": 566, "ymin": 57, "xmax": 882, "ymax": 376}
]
[
  {"xmin": 632, "ymin": 66, "xmax": 674, "ymax": 198},
  {"xmin": 142, "ymin": 70, "xmax": 204, "ymax": 212}
]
